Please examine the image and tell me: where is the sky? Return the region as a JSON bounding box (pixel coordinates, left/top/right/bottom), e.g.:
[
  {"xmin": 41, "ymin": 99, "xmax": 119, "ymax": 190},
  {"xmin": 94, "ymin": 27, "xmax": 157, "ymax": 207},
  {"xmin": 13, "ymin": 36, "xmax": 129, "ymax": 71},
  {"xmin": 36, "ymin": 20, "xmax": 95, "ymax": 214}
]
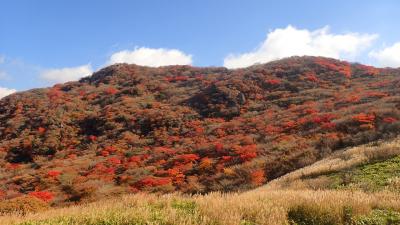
[{"xmin": 0, "ymin": 0, "xmax": 400, "ymax": 98}]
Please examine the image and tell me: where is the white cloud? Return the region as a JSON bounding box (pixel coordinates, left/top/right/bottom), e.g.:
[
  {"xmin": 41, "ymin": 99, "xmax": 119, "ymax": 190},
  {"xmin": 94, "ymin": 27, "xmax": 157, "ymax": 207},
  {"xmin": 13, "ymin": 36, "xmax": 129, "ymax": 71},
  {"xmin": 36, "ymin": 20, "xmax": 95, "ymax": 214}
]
[
  {"xmin": 0, "ymin": 87, "xmax": 16, "ymax": 99},
  {"xmin": 40, "ymin": 64, "xmax": 93, "ymax": 83},
  {"xmin": 369, "ymin": 42, "xmax": 400, "ymax": 68},
  {"xmin": 224, "ymin": 25, "xmax": 378, "ymax": 69},
  {"xmin": 107, "ymin": 47, "xmax": 192, "ymax": 67}
]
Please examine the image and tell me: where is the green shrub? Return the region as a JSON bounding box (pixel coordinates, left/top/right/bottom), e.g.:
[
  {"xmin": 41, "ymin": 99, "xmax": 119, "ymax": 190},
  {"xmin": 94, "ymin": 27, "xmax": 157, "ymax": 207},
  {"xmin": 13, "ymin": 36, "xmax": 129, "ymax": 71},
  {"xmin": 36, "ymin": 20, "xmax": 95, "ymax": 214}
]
[
  {"xmin": 353, "ymin": 210, "xmax": 400, "ymax": 225},
  {"xmin": 287, "ymin": 204, "xmax": 338, "ymax": 225}
]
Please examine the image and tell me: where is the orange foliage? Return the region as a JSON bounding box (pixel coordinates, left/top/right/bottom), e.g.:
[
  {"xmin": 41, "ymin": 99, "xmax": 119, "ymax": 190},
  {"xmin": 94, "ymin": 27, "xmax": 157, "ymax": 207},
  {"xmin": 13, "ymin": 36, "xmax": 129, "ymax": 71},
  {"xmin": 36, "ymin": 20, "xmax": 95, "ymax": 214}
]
[
  {"xmin": 251, "ymin": 170, "xmax": 265, "ymax": 185},
  {"xmin": 37, "ymin": 127, "xmax": 46, "ymax": 134},
  {"xmin": 199, "ymin": 157, "xmax": 213, "ymax": 169}
]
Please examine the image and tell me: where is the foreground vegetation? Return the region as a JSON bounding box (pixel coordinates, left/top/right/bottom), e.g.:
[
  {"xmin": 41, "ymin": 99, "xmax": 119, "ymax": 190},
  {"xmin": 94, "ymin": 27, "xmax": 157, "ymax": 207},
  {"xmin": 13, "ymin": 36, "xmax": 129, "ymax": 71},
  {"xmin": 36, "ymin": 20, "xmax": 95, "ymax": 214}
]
[
  {"xmin": 2, "ymin": 138, "xmax": 400, "ymax": 225},
  {"xmin": 1, "ymin": 189, "xmax": 400, "ymax": 225}
]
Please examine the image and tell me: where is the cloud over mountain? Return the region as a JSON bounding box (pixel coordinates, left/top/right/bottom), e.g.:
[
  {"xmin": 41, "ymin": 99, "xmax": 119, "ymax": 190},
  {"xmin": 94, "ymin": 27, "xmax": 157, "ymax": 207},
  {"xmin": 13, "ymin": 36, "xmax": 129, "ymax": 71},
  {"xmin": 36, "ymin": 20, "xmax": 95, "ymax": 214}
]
[
  {"xmin": 224, "ymin": 25, "xmax": 377, "ymax": 68},
  {"xmin": 107, "ymin": 47, "xmax": 192, "ymax": 67}
]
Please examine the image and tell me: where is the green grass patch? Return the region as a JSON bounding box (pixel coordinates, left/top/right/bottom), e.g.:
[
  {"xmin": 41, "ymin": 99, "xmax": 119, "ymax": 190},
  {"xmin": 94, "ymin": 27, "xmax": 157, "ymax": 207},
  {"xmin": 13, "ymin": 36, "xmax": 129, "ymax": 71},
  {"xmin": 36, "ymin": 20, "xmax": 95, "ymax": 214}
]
[
  {"xmin": 353, "ymin": 209, "xmax": 400, "ymax": 225},
  {"xmin": 171, "ymin": 200, "xmax": 197, "ymax": 215},
  {"xmin": 328, "ymin": 155, "xmax": 400, "ymax": 191}
]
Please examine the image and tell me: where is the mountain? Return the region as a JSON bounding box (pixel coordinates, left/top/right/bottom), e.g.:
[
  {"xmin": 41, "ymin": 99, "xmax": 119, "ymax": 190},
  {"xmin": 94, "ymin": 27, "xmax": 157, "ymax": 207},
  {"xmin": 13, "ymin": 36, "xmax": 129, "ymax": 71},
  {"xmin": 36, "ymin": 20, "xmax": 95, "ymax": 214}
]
[{"xmin": 1, "ymin": 56, "xmax": 400, "ymax": 205}]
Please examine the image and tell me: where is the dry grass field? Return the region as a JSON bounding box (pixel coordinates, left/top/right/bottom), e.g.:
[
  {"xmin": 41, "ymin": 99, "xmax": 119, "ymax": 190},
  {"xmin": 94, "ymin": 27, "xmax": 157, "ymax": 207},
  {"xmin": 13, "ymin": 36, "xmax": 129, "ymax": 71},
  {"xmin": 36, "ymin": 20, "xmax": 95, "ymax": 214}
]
[{"xmin": 1, "ymin": 189, "xmax": 400, "ymax": 225}]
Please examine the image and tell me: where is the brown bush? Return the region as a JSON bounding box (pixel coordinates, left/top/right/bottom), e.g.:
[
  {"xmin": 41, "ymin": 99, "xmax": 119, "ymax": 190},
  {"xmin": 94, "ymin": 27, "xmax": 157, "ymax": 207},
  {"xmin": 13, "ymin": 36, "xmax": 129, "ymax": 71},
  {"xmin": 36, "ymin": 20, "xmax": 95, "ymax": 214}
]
[{"xmin": 0, "ymin": 195, "xmax": 49, "ymax": 215}]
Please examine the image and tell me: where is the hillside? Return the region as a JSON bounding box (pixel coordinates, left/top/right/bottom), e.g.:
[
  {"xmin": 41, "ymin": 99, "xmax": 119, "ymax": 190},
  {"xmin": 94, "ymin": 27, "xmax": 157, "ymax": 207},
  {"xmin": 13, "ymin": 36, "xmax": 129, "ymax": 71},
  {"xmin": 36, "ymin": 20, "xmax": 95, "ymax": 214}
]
[
  {"xmin": 2, "ymin": 138, "xmax": 400, "ymax": 224},
  {"xmin": 265, "ymin": 136, "xmax": 400, "ymax": 192},
  {"xmin": 1, "ymin": 56, "xmax": 400, "ymax": 206}
]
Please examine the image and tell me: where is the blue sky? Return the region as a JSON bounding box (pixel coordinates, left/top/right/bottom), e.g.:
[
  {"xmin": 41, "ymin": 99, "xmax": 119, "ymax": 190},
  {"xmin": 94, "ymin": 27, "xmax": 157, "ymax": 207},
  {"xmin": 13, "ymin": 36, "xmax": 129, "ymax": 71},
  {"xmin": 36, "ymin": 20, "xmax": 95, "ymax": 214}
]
[{"xmin": 1, "ymin": 0, "xmax": 400, "ymax": 96}]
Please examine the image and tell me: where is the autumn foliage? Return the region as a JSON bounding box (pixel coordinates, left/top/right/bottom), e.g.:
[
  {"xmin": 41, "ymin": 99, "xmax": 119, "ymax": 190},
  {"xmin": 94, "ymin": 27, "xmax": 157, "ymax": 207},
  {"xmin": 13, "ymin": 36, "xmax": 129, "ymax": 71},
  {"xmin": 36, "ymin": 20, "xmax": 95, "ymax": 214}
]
[
  {"xmin": 1, "ymin": 56, "xmax": 400, "ymax": 205},
  {"xmin": 29, "ymin": 191, "xmax": 54, "ymax": 202}
]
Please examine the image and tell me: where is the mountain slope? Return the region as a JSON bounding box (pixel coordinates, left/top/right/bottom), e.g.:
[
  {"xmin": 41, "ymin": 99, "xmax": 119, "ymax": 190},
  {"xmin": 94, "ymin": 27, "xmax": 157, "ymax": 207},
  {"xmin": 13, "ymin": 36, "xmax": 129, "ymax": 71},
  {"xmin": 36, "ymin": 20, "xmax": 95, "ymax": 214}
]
[
  {"xmin": 265, "ymin": 137, "xmax": 400, "ymax": 191},
  {"xmin": 1, "ymin": 56, "xmax": 400, "ymax": 205},
  {"xmin": 3, "ymin": 138, "xmax": 400, "ymax": 224}
]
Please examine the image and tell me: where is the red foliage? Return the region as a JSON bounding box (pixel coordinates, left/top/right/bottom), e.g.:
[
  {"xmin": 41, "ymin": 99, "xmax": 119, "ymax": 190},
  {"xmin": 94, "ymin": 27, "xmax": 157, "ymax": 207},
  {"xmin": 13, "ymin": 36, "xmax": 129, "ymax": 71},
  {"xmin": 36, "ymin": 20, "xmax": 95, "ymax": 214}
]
[
  {"xmin": 383, "ymin": 117, "xmax": 397, "ymax": 123},
  {"xmin": 105, "ymin": 87, "xmax": 118, "ymax": 95},
  {"xmin": 29, "ymin": 191, "xmax": 54, "ymax": 202},
  {"xmin": 100, "ymin": 150, "xmax": 109, "ymax": 157},
  {"xmin": 104, "ymin": 146, "xmax": 117, "ymax": 153},
  {"xmin": 311, "ymin": 114, "xmax": 335, "ymax": 124},
  {"xmin": 4, "ymin": 56, "xmax": 400, "ymax": 204},
  {"xmin": 265, "ymin": 79, "xmax": 281, "ymax": 85},
  {"xmin": 107, "ymin": 157, "xmax": 122, "ymax": 165},
  {"xmin": 215, "ymin": 143, "xmax": 224, "ymax": 152},
  {"xmin": 221, "ymin": 155, "xmax": 233, "ymax": 162},
  {"xmin": 47, "ymin": 87, "xmax": 63, "ymax": 101},
  {"xmin": 167, "ymin": 168, "xmax": 180, "ymax": 176},
  {"xmin": 176, "ymin": 154, "xmax": 200, "ymax": 163},
  {"xmin": 315, "ymin": 58, "xmax": 352, "ymax": 77},
  {"xmin": 166, "ymin": 76, "xmax": 188, "ymax": 82},
  {"xmin": 234, "ymin": 144, "xmax": 258, "ymax": 161},
  {"xmin": 88, "ymin": 135, "xmax": 97, "ymax": 142},
  {"xmin": 240, "ymin": 152, "xmax": 257, "ymax": 161},
  {"xmin": 154, "ymin": 147, "xmax": 177, "ymax": 155},
  {"xmin": 68, "ymin": 154, "xmax": 77, "ymax": 159},
  {"xmin": 303, "ymin": 71, "xmax": 318, "ymax": 82},
  {"xmin": 137, "ymin": 177, "xmax": 172, "ymax": 187},
  {"xmin": 283, "ymin": 121, "xmax": 296, "ymax": 129},
  {"xmin": 357, "ymin": 64, "xmax": 380, "ymax": 76},
  {"xmin": 321, "ymin": 122, "xmax": 336, "ymax": 129},
  {"xmin": 6, "ymin": 163, "xmax": 21, "ymax": 170},
  {"xmin": 129, "ymin": 156, "xmax": 141, "ymax": 163},
  {"xmin": 353, "ymin": 113, "xmax": 375, "ymax": 123},
  {"xmin": 47, "ymin": 170, "xmax": 61, "ymax": 178},
  {"xmin": 264, "ymin": 125, "xmax": 282, "ymax": 134},
  {"xmin": 345, "ymin": 95, "xmax": 361, "ymax": 103},
  {"xmin": 339, "ymin": 65, "xmax": 352, "ymax": 78},
  {"xmin": 105, "ymin": 167, "xmax": 115, "ymax": 174},
  {"xmin": 366, "ymin": 91, "xmax": 388, "ymax": 98},
  {"xmin": 86, "ymin": 93, "xmax": 97, "ymax": 100}
]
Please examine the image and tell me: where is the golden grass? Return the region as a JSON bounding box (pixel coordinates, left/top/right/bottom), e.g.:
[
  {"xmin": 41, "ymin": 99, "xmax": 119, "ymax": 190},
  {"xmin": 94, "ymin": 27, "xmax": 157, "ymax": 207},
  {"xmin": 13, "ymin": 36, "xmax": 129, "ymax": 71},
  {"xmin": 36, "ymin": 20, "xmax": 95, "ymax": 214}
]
[{"xmin": 1, "ymin": 189, "xmax": 400, "ymax": 225}]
